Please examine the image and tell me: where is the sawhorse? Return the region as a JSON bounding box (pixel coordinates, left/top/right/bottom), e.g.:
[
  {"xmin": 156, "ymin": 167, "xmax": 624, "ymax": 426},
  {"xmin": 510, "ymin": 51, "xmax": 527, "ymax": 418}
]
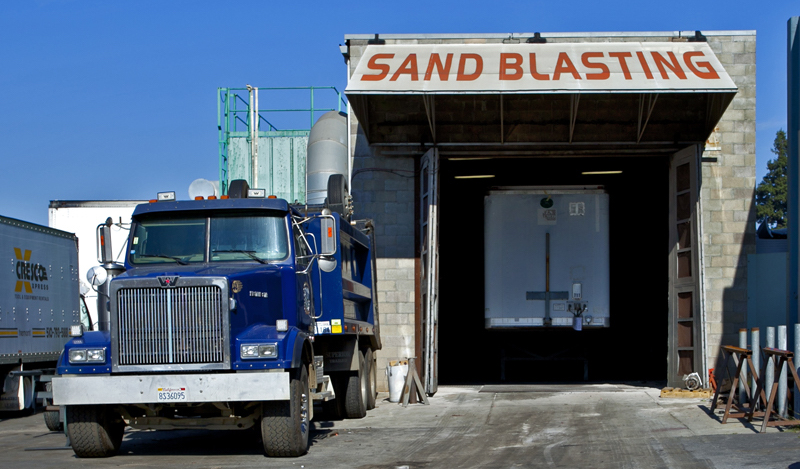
[
  {"xmin": 747, "ymin": 348, "xmax": 800, "ymax": 432},
  {"xmin": 710, "ymin": 345, "xmax": 765, "ymax": 423}
]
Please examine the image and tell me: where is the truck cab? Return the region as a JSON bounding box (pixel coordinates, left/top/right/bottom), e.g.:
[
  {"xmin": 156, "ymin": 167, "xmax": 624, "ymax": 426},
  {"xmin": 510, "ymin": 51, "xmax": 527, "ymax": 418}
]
[{"xmin": 53, "ymin": 185, "xmax": 380, "ymax": 458}]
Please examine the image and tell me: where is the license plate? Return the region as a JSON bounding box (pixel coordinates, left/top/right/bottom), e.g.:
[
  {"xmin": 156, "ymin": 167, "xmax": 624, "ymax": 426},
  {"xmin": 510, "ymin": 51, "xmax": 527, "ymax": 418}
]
[{"xmin": 157, "ymin": 387, "xmax": 187, "ymax": 402}]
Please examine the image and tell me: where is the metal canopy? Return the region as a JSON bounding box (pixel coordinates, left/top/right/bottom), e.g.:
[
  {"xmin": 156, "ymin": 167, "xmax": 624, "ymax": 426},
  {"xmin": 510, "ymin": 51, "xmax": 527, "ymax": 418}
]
[{"xmin": 345, "ymin": 42, "xmax": 737, "ymax": 156}]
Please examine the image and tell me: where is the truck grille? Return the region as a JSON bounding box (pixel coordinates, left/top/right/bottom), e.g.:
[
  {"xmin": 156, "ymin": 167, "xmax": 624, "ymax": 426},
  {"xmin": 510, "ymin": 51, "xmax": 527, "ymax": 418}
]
[{"xmin": 116, "ymin": 286, "xmax": 225, "ymax": 366}]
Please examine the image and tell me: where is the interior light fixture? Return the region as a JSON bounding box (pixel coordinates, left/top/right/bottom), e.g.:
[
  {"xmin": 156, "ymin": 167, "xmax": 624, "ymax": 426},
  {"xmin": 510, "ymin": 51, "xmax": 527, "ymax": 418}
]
[
  {"xmin": 454, "ymin": 175, "xmax": 495, "ymax": 179},
  {"xmin": 447, "ymin": 157, "xmax": 493, "ymax": 161},
  {"xmin": 581, "ymin": 171, "xmax": 623, "ymax": 175}
]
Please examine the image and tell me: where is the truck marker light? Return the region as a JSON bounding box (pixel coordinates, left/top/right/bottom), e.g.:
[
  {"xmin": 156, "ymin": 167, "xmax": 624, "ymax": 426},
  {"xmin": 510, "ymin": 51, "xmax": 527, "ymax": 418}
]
[
  {"xmin": 208, "ymin": 196, "xmax": 217, "ymax": 200},
  {"xmin": 268, "ymin": 195, "xmax": 277, "ymax": 199},
  {"xmin": 276, "ymin": 319, "xmax": 288, "ymax": 332},
  {"xmin": 328, "ymin": 227, "xmax": 333, "ymax": 238},
  {"xmin": 149, "ymin": 199, "xmax": 157, "ymax": 203},
  {"xmin": 195, "ymin": 196, "xmax": 204, "ymax": 200},
  {"xmin": 221, "ymin": 195, "xmax": 229, "ymax": 199}
]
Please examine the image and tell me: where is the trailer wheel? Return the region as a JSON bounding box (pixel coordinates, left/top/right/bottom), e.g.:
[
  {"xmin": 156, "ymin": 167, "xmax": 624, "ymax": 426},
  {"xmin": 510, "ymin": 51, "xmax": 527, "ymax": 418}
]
[
  {"xmin": 261, "ymin": 365, "xmax": 310, "ymax": 457},
  {"xmin": 344, "ymin": 350, "xmax": 367, "ymax": 418},
  {"xmin": 66, "ymin": 405, "xmax": 125, "ymax": 458},
  {"xmin": 365, "ymin": 348, "xmax": 377, "ymax": 410}
]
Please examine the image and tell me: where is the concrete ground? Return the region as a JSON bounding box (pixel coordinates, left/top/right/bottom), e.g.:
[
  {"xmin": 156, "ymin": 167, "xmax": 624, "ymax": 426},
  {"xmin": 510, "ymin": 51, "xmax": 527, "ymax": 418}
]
[{"xmin": 2, "ymin": 384, "xmax": 800, "ymax": 468}]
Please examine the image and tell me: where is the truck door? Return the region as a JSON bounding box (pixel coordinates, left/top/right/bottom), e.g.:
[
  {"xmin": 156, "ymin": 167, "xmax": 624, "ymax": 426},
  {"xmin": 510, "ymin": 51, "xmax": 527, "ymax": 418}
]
[
  {"xmin": 667, "ymin": 145, "xmax": 705, "ymax": 388},
  {"xmin": 420, "ymin": 148, "xmax": 440, "ymax": 395}
]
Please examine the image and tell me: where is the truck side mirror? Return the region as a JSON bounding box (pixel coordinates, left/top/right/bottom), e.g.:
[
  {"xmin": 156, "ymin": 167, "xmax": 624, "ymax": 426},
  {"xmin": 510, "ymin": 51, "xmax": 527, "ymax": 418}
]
[{"xmin": 320, "ymin": 216, "xmax": 337, "ymax": 256}]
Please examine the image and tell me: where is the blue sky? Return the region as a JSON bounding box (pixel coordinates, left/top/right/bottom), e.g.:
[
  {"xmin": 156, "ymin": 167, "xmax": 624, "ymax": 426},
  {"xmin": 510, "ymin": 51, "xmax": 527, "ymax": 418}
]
[{"xmin": 0, "ymin": 1, "xmax": 797, "ymax": 226}]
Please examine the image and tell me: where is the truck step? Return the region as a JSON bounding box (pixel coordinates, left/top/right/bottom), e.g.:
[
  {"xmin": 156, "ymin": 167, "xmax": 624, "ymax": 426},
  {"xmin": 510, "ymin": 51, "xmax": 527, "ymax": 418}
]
[
  {"xmin": 311, "ymin": 375, "xmax": 336, "ymax": 401},
  {"xmin": 311, "ymin": 391, "xmax": 334, "ymax": 401}
]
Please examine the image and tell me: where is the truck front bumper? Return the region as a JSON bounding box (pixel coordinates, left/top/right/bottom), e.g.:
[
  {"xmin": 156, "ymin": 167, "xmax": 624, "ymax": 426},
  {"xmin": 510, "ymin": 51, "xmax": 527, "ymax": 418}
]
[{"xmin": 52, "ymin": 372, "xmax": 290, "ymax": 405}]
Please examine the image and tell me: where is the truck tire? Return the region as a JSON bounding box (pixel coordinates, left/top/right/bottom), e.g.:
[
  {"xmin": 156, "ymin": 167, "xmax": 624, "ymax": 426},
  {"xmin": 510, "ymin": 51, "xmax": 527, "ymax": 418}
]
[
  {"xmin": 365, "ymin": 348, "xmax": 377, "ymax": 410},
  {"xmin": 43, "ymin": 405, "xmax": 62, "ymax": 432},
  {"xmin": 325, "ymin": 174, "xmax": 348, "ymax": 217},
  {"xmin": 343, "ymin": 351, "xmax": 367, "ymax": 419},
  {"xmin": 43, "ymin": 382, "xmax": 63, "ymax": 432},
  {"xmin": 228, "ymin": 179, "xmax": 250, "ymax": 199},
  {"xmin": 261, "ymin": 365, "xmax": 310, "ymax": 457},
  {"xmin": 66, "ymin": 405, "xmax": 125, "ymax": 458}
]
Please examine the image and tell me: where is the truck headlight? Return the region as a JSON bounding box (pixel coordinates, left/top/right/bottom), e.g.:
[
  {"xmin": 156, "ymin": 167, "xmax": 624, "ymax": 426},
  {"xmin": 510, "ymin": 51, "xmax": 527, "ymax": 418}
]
[
  {"xmin": 240, "ymin": 343, "xmax": 278, "ymax": 359},
  {"xmin": 69, "ymin": 348, "xmax": 106, "ymax": 363}
]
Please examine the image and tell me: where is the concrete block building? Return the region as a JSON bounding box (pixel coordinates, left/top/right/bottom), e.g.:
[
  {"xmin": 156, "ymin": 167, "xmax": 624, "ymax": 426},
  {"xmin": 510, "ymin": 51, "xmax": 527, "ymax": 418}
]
[{"xmin": 339, "ymin": 31, "xmax": 756, "ymax": 391}]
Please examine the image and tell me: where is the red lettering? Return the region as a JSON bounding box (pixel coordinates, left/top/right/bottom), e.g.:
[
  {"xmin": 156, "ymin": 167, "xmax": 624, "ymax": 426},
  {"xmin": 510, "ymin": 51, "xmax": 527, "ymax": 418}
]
[
  {"xmin": 499, "ymin": 53, "xmax": 523, "ymax": 80},
  {"xmin": 651, "ymin": 51, "xmax": 686, "ymax": 79},
  {"xmin": 636, "ymin": 52, "xmax": 654, "ymax": 79},
  {"xmin": 683, "ymin": 51, "xmax": 719, "ymax": 79},
  {"xmin": 424, "ymin": 53, "xmax": 453, "ymax": 81},
  {"xmin": 361, "ymin": 54, "xmax": 394, "ymax": 81},
  {"xmin": 457, "ymin": 54, "xmax": 483, "ymax": 81},
  {"xmin": 529, "ymin": 53, "xmax": 550, "ymax": 80},
  {"xmin": 581, "ymin": 52, "xmax": 610, "ymax": 80},
  {"xmin": 608, "ymin": 52, "xmax": 633, "ymax": 79},
  {"xmin": 553, "ymin": 53, "xmax": 581, "ymax": 80},
  {"xmin": 390, "ymin": 54, "xmax": 419, "ymax": 81}
]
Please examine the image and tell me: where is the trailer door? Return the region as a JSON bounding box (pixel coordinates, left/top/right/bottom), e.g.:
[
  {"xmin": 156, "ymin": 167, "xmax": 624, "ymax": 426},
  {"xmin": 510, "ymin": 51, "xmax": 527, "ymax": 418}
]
[
  {"xmin": 668, "ymin": 145, "xmax": 705, "ymax": 388},
  {"xmin": 420, "ymin": 148, "xmax": 439, "ymax": 395}
]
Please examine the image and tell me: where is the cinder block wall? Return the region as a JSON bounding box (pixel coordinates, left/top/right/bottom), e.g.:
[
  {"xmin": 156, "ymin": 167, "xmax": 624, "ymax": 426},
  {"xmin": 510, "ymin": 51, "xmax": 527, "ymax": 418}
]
[
  {"xmin": 701, "ymin": 33, "xmax": 757, "ymax": 368},
  {"xmin": 346, "ymin": 31, "xmax": 756, "ymax": 390},
  {"xmin": 350, "ymin": 129, "xmax": 416, "ymax": 392}
]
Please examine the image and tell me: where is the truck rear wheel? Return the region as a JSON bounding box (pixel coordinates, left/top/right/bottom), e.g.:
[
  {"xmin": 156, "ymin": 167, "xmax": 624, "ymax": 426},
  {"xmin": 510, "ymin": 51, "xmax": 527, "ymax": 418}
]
[
  {"xmin": 261, "ymin": 365, "xmax": 310, "ymax": 457},
  {"xmin": 365, "ymin": 348, "xmax": 377, "ymax": 410},
  {"xmin": 42, "ymin": 381, "xmax": 62, "ymax": 432},
  {"xmin": 43, "ymin": 405, "xmax": 62, "ymax": 432},
  {"xmin": 344, "ymin": 350, "xmax": 367, "ymax": 418},
  {"xmin": 65, "ymin": 405, "xmax": 125, "ymax": 458}
]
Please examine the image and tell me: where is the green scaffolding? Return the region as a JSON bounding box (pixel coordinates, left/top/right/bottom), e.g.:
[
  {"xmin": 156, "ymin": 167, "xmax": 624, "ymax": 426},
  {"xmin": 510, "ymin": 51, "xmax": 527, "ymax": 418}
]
[{"xmin": 217, "ymin": 87, "xmax": 346, "ymax": 200}]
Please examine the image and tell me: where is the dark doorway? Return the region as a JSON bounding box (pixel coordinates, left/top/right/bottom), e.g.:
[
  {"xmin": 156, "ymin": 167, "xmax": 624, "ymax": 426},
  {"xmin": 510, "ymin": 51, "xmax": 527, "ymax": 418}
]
[{"xmin": 436, "ymin": 155, "xmax": 669, "ymax": 383}]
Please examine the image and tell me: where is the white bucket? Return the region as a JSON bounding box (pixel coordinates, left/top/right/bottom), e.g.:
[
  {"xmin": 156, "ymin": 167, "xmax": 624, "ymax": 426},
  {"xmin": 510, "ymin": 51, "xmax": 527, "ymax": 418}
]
[{"xmin": 386, "ymin": 360, "xmax": 409, "ymax": 403}]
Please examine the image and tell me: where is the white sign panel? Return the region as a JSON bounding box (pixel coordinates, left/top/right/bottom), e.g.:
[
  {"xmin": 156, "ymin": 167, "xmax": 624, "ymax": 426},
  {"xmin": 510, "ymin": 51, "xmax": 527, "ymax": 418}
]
[{"xmin": 347, "ymin": 43, "xmax": 736, "ymax": 94}]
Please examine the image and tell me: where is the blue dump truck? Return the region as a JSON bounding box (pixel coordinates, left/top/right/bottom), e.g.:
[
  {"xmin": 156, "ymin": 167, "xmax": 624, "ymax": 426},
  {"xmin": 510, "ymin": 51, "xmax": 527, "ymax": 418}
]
[{"xmin": 52, "ymin": 179, "xmax": 380, "ymax": 458}]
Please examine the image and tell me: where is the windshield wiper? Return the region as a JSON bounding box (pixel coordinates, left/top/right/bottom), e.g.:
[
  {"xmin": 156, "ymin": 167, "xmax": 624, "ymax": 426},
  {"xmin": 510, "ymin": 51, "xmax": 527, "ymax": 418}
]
[
  {"xmin": 212, "ymin": 249, "xmax": 268, "ymax": 264},
  {"xmin": 138, "ymin": 254, "xmax": 189, "ymax": 265}
]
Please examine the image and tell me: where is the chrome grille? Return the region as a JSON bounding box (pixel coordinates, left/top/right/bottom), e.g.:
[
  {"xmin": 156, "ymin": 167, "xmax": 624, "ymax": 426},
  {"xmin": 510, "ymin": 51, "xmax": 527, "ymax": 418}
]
[{"xmin": 116, "ymin": 286, "xmax": 225, "ymax": 366}]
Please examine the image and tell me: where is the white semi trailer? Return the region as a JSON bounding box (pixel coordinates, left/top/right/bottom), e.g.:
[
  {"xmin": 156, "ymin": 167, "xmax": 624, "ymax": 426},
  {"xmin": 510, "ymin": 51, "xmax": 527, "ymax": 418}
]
[
  {"xmin": 0, "ymin": 215, "xmax": 81, "ymax": 428},
  {"xmin": 484, "ymin": 187, "xmax": 611, "ymax": 330},
  {"xmin": 48, "ymin": 200, "xmax": 145, "ymax": 328}
]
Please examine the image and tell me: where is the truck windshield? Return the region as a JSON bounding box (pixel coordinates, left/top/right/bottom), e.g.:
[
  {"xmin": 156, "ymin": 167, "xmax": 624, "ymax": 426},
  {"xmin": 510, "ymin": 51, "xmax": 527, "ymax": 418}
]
[
  {"xmin": 209, "ymin": 215, "xmax": 288, "ymax": 262},
  {"xmin": 130, "ymin": 213, "xmax": 289, "ymax": 264}
]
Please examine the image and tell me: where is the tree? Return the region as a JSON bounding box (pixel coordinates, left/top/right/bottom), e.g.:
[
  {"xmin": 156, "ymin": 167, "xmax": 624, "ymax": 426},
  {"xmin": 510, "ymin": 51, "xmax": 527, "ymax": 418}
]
[{"xmin": 755, "ymin": 129, "xmax": 788, "ymax": 228}]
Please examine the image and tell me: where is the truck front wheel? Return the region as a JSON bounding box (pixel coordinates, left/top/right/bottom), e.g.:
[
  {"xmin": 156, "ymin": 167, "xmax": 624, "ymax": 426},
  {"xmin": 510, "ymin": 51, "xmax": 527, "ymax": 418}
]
[
  {"xmin": 261, "ymin": 365, "xmax": 310, "ymax": 457},
  {"xmin": 65, "ymin": 405, "xmax": 125, "ymax": 458}
]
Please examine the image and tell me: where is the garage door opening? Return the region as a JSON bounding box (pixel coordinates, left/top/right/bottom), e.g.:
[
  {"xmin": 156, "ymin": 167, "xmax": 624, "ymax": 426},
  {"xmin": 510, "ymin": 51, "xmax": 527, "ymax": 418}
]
[{"xmin": 436, "ymin": 155, "xmax": 669, "ymax": 384}]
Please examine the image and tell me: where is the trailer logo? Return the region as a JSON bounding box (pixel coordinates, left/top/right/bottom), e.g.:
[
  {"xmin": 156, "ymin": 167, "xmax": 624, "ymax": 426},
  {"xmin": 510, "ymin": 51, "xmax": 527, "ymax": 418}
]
[
  {"xmin": 158, "ymin": 276, "xmax": 179, "ymax": 287},
  {"xmin": 13, "ymin": 248, "xmax": 48, "ymax": 293}
]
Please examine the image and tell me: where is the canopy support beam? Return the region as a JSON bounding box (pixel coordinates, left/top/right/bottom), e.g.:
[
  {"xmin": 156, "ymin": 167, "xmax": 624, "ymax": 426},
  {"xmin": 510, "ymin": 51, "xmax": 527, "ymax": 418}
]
[
  {"xmin": 569, "ymin": 94, "xmax": 580, "ymax": 144},
  {"xmin": 637, "ymin": 94, "xmax": 659, "ymax": 143},
  {"xmin": 422, "ymin": 94, "xmax": 436, "ymax": 144}
]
